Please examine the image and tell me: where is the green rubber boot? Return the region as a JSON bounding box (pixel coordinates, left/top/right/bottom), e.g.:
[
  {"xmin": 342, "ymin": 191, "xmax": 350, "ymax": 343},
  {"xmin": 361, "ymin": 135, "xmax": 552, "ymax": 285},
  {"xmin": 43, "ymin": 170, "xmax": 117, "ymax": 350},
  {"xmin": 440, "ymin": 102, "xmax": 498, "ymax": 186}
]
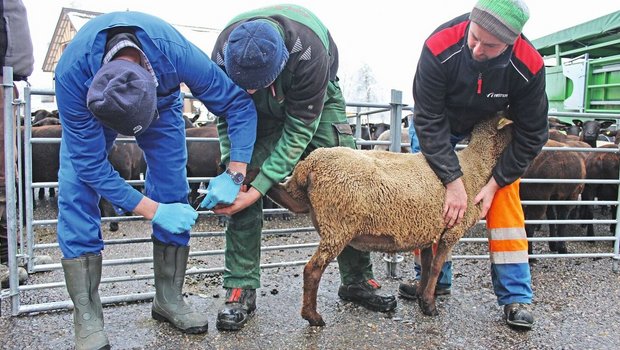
[
  {"xmin": 61, "ymin": 254, "xmax": 110, "ymax": 350},
  {"xmin": 151, "ymin": 238, "xmax": 209, "ymax": 334}
]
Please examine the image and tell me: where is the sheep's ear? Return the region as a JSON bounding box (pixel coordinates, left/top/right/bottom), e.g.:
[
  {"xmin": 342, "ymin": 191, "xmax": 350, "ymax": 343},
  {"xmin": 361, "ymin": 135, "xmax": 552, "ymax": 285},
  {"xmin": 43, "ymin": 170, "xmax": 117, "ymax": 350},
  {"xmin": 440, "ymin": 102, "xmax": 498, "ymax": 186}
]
[{"xmin": 497, "ymin": 117, "xmax": 513, "ymax": 130}]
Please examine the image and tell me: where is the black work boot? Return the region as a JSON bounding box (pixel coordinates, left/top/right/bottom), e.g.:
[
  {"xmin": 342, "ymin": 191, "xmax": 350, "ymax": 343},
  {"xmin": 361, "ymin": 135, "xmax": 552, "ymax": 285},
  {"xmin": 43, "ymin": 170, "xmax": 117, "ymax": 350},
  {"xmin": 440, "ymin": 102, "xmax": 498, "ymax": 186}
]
[
  {"xmin": 398, "ymin": 280, "xmax": 451, "ymax": 300},
  {"xmin": 338, "ymin": 279, "xmax": 397, "ymax": 312},
  {"xmin": 504, "ymin": 303, "xmax": 534, "ymax": 330},
  {"xmin": 216, "ymin": 288, "xmax": 256, "ymax": 331}
]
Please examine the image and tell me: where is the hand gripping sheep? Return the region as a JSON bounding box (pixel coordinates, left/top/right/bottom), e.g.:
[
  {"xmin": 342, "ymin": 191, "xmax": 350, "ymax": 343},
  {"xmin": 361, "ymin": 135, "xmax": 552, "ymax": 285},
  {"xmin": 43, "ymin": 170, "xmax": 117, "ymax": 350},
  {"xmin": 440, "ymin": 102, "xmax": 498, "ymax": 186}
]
[{"xmin": 267, "ymin": 116, "xmax": 513, "ymax": 326}]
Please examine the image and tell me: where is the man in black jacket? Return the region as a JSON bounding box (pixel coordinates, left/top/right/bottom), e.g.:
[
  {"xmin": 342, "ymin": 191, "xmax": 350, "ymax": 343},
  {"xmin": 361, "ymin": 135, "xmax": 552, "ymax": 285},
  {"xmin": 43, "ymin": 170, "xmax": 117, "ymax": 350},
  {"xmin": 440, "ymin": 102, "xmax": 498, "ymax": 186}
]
[{"xmin": 400, "ymin": 0, "xmax": 548, "ymax": 330}]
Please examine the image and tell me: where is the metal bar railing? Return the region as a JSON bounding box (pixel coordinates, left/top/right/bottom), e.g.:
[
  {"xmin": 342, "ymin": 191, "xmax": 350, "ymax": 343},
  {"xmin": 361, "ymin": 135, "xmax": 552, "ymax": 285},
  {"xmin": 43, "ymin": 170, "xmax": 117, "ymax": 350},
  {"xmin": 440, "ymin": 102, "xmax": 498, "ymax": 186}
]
[{"xmin": 3, "ymin": 85, "xmax": 619, "ymax": 317}]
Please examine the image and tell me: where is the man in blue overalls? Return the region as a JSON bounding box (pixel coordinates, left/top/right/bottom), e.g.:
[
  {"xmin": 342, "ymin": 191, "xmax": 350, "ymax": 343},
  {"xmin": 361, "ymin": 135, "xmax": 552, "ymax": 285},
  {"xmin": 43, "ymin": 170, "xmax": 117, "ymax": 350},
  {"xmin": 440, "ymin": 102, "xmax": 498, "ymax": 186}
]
[{"xmin": 55, "ymin": 11, "xmax": 257, "ymax": 349}]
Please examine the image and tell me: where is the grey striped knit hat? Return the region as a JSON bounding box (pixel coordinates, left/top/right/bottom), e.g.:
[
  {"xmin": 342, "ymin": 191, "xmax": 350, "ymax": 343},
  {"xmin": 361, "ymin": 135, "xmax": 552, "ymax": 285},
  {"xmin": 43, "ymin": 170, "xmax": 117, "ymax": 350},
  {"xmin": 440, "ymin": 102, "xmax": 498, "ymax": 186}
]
[{"xmin": 470, "ymin": 0, "xmax": 530, "ymax": 44}]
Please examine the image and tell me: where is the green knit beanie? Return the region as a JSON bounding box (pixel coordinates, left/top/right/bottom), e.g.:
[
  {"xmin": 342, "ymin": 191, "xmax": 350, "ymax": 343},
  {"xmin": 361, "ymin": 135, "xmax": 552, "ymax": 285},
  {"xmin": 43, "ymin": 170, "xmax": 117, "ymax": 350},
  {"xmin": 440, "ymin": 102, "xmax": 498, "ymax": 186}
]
[{"xmin": 470, "ymin": 0, "xmax": 530, "ymax": 44}]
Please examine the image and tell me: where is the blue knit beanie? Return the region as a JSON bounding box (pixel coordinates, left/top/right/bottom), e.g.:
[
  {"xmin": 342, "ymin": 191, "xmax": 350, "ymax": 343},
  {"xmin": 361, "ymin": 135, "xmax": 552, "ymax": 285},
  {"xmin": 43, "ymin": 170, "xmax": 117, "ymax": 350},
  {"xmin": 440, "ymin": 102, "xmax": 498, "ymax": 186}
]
[
  {"xmin": 87, "ymin": 60, "xmax": 157, "ymax": 136},
  {"xmin": 224, "ymin": 20, "xmax": 289, "ymax": 90}
]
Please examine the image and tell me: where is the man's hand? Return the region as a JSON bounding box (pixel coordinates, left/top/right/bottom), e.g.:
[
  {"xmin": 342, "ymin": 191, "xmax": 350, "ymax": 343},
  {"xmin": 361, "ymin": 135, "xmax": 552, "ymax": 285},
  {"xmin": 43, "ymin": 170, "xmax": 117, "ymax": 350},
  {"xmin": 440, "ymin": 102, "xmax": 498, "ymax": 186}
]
[
  {"xmin": 152, "ymin": 202, "xmax": 198, "ymax": 234},
  {"xmin": 212, "ymin": 186, "xmax": 262, "ymax": 216},
  {"xmin": 444, "ymin": 178, "xmax": 467, "ymax": 228},
  {"xmin": 199, "ymin": 172, "xmax": 241, "ymax": 209},
  {"xmin": 474, "ymin": 177, "xmax": 501, "ymax": 219}
]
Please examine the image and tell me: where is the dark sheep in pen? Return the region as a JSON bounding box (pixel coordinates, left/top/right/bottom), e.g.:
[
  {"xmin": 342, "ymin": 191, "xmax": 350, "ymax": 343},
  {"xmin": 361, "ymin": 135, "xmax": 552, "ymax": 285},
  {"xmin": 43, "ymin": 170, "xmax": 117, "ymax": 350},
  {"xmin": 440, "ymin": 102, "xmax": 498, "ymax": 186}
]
[
  {"xmin": 580, "ymin": 144, "xmax": 620, "ymax": 238},
  {"xmin": 99, "ymin": 140, "xmax": 147, "ymax": 231},
  {"xmin": 519, "ymin": 140, "xmax": 586, "ymax": 255},
  {"xmin": 26, "ymin": 125, "xmax": 61, "ymax": 201},
  {"xmin": 266, "ymin": 116, "xmax": 513, "ymax": 326}
]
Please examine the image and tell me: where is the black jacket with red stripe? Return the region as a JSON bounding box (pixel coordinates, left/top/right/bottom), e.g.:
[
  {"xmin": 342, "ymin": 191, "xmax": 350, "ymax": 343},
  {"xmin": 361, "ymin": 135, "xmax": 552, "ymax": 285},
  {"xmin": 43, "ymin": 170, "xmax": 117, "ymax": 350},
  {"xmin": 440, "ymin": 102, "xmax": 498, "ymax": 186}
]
[{"xmin": 412, "ymin": 13, "xmax": 549, "ymax": 187}]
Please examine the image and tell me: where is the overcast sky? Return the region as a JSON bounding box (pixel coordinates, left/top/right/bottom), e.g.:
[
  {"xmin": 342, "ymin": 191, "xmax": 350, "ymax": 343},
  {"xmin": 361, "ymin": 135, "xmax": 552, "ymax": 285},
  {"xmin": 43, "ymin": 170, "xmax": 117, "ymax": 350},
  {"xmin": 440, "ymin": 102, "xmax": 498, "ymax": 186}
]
[{"xmin": 21, "ymin": 0, "xmax": 620, "ymax": 106}]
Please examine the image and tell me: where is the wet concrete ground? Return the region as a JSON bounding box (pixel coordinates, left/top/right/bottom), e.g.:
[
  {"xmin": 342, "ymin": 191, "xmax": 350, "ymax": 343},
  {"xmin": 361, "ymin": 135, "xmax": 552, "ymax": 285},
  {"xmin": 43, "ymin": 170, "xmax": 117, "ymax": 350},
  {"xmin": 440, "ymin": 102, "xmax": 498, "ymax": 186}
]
[{"xmin": 1, "ymin": 198, "xmax": 619, "ymax": 349}]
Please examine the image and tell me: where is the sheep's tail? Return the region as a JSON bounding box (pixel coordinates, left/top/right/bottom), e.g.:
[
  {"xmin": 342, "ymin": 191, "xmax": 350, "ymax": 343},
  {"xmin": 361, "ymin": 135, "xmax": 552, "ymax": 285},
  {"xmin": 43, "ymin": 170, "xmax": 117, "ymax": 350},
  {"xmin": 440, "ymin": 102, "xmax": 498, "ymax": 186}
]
[{"xmin": 266, "ymin": 158, "xmax": 313, "ymax": 214}]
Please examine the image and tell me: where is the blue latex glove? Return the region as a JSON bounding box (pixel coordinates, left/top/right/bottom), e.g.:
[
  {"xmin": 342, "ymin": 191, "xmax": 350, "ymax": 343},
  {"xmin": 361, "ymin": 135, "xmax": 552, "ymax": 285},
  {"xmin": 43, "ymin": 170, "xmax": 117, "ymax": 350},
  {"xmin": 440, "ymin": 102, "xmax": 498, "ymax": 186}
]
[
  {"xmin": 199, "ymin": 172, "xmax": 241, "ymax": 209},
  {"xmin": 152, "ymin": 203, "xmax": 198, "ymax": 234}
]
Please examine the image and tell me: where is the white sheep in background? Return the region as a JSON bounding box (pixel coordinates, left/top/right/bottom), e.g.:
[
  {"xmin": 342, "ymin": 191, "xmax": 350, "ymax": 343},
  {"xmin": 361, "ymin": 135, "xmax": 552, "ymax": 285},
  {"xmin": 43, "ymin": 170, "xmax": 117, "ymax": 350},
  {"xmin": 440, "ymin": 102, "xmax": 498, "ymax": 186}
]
[
  {"xmin": 372, "ymin": 127, "xmax": 411, "ymax": 153},
  {"xmin": 267, "ymin": 115, "xmax": 514, "ymax": 326}
]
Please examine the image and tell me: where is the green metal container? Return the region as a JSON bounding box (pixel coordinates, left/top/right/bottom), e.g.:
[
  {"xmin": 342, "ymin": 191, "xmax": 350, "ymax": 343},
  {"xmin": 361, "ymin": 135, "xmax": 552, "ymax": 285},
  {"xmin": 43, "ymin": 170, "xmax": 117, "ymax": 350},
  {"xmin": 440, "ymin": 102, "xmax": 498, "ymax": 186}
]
[{"xmin": 533, "ymin": 11, "xmax": 620, "ymax": 121}]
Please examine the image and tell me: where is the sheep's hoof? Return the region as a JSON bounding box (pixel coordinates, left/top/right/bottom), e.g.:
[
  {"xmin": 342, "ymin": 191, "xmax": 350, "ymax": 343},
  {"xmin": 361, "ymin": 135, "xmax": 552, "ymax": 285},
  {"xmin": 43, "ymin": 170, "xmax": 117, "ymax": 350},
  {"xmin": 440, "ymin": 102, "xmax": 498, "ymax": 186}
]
[
  {"xmin": 548, "ymin": 241, "xmax": 557, "ymax": 252},
  {"xmin": 418, "ymin": 298, "xmax": 439, "ymax": 316},
  {"xmin": 303, "ymin": 313, "xmax": 326, "ymax": 327}
]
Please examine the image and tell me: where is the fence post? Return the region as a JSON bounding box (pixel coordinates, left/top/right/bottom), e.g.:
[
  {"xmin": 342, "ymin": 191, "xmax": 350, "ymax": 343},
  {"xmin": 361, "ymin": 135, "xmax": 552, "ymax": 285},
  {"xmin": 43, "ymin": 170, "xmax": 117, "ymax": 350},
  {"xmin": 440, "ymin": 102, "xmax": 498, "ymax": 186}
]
[
  {"xmin": 386, "ymin": 89, "xmax": 404, "ymax": 275},
  {"xmin": 614, "ymin": 147, "xmax": 620, "ymax": 273},
  {"xmin": 3, "ymin": 67, "xmax": 20, "ymax": 315},
  {"xmin": 388, "ymin": 89, "xmax": 403, "ymax": 153}
]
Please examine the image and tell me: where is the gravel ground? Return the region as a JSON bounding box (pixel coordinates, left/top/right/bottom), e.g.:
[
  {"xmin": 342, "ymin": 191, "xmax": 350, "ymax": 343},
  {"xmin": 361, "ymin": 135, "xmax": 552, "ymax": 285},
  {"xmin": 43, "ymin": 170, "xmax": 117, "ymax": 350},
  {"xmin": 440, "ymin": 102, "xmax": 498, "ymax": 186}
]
[{"xmin": 1, "ymin": 197, "xmax": 619, "ymax": 350}]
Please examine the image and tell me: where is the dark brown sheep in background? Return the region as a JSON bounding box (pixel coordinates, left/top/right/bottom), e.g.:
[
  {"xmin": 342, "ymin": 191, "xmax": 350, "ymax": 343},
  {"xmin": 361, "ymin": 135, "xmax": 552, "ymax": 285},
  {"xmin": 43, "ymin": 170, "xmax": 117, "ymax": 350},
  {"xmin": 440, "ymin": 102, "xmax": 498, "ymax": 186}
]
[
  {"xmin": 520, "ymin": 140, "xmax": 586, "ymax": 255},
  {"xmin": 185, "ymin": 124, "xmax": 221, "ymax": 206},
  {"xmin": 27, "ymin": 125, "xmax": 61, "ymax": 201},
  {"xmin": 267, "ymin": 116, "xmax": 513, "ymax": 326},
  {"xmin": 99, "ymin": 140, "xmax": 147, "ymax": 231},
  {"xmin": 580, "ymin": 143, "xmax": 620, "ymax": 238}
]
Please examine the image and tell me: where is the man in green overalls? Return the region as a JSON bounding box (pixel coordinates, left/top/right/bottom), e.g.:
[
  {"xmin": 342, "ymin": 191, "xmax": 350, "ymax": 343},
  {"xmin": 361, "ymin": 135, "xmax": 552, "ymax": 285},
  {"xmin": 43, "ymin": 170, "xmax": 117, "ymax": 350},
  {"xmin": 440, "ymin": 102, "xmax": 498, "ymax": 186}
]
[{"xmin": 202, "ymin": 4, "xmax": 397, "ymax": 330}]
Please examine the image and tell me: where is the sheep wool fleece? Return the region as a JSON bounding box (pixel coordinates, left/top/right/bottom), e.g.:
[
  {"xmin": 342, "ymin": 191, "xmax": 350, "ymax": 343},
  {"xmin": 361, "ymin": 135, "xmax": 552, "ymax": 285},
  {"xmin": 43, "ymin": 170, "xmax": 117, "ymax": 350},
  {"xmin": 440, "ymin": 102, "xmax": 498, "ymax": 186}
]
[{"xmin": 213, "ymin": 4, "xmax": 375, "ymax": 288}]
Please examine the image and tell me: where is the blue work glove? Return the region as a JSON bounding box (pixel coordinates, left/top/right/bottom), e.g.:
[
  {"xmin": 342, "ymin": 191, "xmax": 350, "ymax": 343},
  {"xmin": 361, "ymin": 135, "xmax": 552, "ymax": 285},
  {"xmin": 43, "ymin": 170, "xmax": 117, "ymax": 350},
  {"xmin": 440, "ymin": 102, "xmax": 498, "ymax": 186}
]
[
  {"xmin": 199, "ymin": 172, "xmax": 241, "ymax": 209},
  {"xmin": 152, "ymin": 203, "xmax": 198, "ymax": 234}
]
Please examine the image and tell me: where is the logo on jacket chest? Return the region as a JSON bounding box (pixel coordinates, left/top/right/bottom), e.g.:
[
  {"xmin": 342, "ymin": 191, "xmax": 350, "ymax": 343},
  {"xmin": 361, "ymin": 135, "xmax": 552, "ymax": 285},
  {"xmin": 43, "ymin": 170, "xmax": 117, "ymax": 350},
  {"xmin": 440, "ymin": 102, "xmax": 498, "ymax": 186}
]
[{"xmin": 486, "ymin": 92, "xmax": 508, "ymax": 98}]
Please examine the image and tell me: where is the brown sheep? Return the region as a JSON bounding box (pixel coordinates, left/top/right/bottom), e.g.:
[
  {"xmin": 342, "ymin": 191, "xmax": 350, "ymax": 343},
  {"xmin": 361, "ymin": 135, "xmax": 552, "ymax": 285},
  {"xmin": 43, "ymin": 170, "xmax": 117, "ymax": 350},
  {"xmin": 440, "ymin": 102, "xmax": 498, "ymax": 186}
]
[
  {"xmin": 548, "ymin": 129, "xmax": 568, "ymax": 143},
  {"xmin": 266, "ymin": 116, "xmax": 513, "ymax": 326},
  {"xmin": 519, "ymin": 140, "xmax": 586, "ymax": 254}
]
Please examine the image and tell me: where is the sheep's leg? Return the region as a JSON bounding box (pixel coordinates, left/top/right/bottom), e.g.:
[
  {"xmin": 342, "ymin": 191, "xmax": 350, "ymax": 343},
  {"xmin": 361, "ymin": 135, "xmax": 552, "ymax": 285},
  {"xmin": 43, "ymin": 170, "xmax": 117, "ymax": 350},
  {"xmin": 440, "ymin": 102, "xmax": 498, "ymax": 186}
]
[
  {"xmin": 610, "ymin": 205, "xmax": 617, "ymax": 236},
  {"xmin": 555, "ymin": 205, "xmax": 573, "ymax": 254},
  {"xmin": 580, "ymin": 185, "xmax": 596, "ymax": 235},
  {"xmin": 523, "ymin": 204, "xmax": 547, "ymax": 258},
  {"xmin": 301, "ymin": 243, "xmax": 340, "ymax": 327},
  {"xmin": 417, "ymin": 247, "xmax": 434, "ymax": 296},
  {"xmin": 547, "ymin": 205, "xmax": 558, "ymax": 252},
  {"xmin": 419, "ymin": 244, "xmax": 450, "ymax": 316}
]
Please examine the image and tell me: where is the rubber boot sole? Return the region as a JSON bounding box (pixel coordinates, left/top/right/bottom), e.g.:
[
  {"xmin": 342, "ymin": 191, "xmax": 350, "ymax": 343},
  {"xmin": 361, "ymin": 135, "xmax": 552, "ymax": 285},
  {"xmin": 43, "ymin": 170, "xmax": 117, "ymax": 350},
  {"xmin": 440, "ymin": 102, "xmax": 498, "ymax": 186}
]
[
  {"xmin": 152, "ymin": 310, "xmax": 209, "ymax": 334},
  {"xmin": 339, "ymin": 294, "xmax": 397, "ymax": 312},
  {"xmin": 506, "ymin": 318, "xmax": 534, "ymax": 330},
  {"xmin": 398, "ymin": 284, "xmax": 451, "ymax": 300}
]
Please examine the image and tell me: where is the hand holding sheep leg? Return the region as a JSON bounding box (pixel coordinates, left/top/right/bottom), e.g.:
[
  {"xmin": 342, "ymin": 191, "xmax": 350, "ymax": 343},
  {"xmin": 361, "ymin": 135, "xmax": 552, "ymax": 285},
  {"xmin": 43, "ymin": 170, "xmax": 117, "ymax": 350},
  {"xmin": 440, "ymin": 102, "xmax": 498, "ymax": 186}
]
[
  {"xmin": 474, "ymin": 177, "xmax": 501, "ymax": 219},
  {"xmin": 443, "ymin": 178, "xmax": 467, "ymax": 228},
  {"xmin": 211, "ymin": 187, "xmax": 262, "ymax": 217}
]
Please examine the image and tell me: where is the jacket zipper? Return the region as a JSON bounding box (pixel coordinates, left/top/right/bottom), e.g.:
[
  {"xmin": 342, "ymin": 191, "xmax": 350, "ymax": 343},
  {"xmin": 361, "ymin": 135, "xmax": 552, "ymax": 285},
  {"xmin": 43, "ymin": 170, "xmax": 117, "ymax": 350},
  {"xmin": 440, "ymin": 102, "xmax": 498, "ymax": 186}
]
[{"xmin": 477, "ymin": 73, "xmax": 482, "ymax": 94}]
